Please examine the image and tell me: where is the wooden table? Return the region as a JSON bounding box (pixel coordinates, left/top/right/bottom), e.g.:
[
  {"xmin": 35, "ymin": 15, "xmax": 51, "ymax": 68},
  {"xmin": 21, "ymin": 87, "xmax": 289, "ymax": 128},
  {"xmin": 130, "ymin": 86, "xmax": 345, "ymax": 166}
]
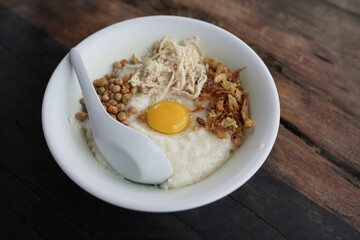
[{"xmin": 0, "ymin": 0, "xmax": 359, "ymax": 239}]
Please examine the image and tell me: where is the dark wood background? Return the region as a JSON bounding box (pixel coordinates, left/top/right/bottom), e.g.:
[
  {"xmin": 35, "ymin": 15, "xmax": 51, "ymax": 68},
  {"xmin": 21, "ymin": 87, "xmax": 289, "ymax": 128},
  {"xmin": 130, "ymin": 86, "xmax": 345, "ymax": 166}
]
[{"xmin": 0, "ymin": 0, "xmax": 359, "ymax": 239}]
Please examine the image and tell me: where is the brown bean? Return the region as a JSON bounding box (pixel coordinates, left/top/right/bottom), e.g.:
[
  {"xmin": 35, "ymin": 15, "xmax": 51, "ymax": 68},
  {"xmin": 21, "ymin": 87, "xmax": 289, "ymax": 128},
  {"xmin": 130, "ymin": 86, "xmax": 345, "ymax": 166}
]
[
  {"xmin": 108, "ymin": 106, "xmax": 119, "ymax": 115},
  {"xmin": 115, "ymin": 79, "xmax": 123, "ymax": 85},
  {"xmin": 93, "ymin": 79, "xmax": 100, "ymax": 87},
  {"xmin": 114, "ymin": 93, "xmax": 122, "ymax": 101},
  {"xmin": 121, "ymin": 87, "xmax": 130, "ymax": 94},
  {"xmin": 113, "ymin": 61, "xmax": 122, "ymax": 69},
  {"xmin": 80, "ymin": 98, "xmax": 85, "ymax": 106},
  {"xmin": 127, "ymin": 107, "xmax": 137, "ymax": 115},
  {"xmin": 98, "ymin": 77, "xmax": 108, "ymax": 87},
  {"xmin": 121, "ymin": 59, "xmax": 128, "ymax": 66},
  {"xmin": 109, "ymin": 99, "xmax": 118, "ymax": 106},
  {"xmin": 113, "ymin": 70, "xmax": 119, "ymax": 78},
  {"xmin": 123, "ymin": 75, "xmax": 130, "ymax": 82},
  {"xmin": 138, "ymin": 113, "xmax": 146, "ymax": 123},
  {"xmin": 75, "ymin": 111, "xmax": 87, "ymax": 120},
  {"xmin": 117, "ymin": 103, "xmax": 126, "ymax": 111},
  {"xmin": 97, "ymin": 87, "xmax": 105, "ymax": 94},
  {"xmin": 122, "ymin": 94, "xmax": 131, "ymax": 104},
  {"xmin": 131, "ymin": 57, "xmax": 138, "ymax": 64},
  {"xmin": 102, "ymin": 95, "xmax": 110, "ymax": 102},
  {"xmin": 113, "ymin": 85, "xmax": 121, "ymax": 93},
  {"xmin": 105, "ymin": 74, "xmax": 112, "ymax": 79},
  {"xmin": 117, "ymin": 112, "xmax": 127, "ymax": 121}
]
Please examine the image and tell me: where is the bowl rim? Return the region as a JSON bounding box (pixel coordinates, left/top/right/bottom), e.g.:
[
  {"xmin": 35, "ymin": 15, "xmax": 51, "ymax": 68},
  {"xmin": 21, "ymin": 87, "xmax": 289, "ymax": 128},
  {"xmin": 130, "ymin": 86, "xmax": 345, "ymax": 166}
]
[{"xmin": 42, "ymin": 15, "xmax": 280, "ymax": 212}]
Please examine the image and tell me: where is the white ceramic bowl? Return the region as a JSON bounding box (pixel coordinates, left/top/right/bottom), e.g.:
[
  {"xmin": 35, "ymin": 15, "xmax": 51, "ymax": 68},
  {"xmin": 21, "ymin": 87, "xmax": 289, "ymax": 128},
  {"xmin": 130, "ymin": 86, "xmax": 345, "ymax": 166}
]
[{"xmin": 42, "ymin": 16, "xmax": 280, "ymax": 212}]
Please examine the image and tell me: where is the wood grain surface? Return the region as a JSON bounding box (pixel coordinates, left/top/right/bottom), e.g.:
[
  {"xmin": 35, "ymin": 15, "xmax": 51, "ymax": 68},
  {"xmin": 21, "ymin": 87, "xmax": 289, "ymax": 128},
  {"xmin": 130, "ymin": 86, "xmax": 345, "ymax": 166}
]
[{"xmin": 0, "ymin": 0, "xmax": 359, "ymax": 239}]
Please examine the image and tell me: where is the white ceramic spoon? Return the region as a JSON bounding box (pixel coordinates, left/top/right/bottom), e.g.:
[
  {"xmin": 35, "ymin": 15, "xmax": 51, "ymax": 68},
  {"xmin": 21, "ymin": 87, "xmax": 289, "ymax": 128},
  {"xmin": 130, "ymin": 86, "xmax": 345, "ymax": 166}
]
[{"xmin": 70, "ymin": 48, "xmax": 172, "ymax": 184}]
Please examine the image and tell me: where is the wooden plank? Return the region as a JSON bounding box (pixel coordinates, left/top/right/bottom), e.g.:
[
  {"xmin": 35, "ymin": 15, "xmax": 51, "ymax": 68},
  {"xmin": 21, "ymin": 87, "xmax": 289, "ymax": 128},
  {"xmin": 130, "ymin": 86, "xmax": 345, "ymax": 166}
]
[
  {"xmin": 264, "ymin": 125, "xmax": 360, "ymax": 230},
  {"xmin": 120, "ymin": 0, "xmax": 360, "ymax": 206},
  {"xmin": 0, "ymin": 0, "xmax": 360, "ymax": 117},
  {"xmin": 0, "ymin": 0, "xmax": 145, "ymax": 47},
  {"xmin": 321, "ymin": 0, "xmax": 360, "ymax": 18},
  {"xmin": 2, "ymin": 0, "xmax": 359, "ymax": 119},
  {"xmin": 0, "ymin": 199, "xmax": 44, "ymax": 240},
  {"xmin": 0, "ymin": 45, "xmax": 204, "ymax": 239},
  {"xmin": 273, "ymin": 69, "xmax": 360, "ymax": 174},
  {"xmin": 0, "ymin": 42, "xmax": 92, "ymax": 238},
  {"xmin": 0, "ymin": 9, "xmax": 288, "ymax": 239},
  {"xmin": 0, "ymin": 9, "xmax": 207, "ymax": 239},
  {"xmin": 0, "ymin": 1, "xmax": 359, "ymax": 237},
  {"xmin": 168, "ymin": 0, "xmax": 360, "ymax": 119},
  {"xmin": 176, "ymin": 167, "xmax": 360, "ymax": 240},
  {"xmin": 1, "ymin": 98, "xmax": 358, "ymax": 238},
  {"xmin": 0, "ymin": 167, "xmax": 92, "ymax": 239},
  {"xmin": 230, "ymin": 168, "xmax": 360, "ymax": 240},
  {"xmin": 2, "ymin": 0, "xmax": 357, "ymax": 189},
  {"xmin": 176, "ymin": 192, "xmax": 287, "ymax": 240}
]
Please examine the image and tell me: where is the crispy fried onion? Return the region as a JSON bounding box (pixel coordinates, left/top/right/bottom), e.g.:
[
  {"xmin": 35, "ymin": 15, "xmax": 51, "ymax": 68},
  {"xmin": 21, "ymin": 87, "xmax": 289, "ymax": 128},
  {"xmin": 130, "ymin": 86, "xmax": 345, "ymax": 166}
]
[{"xmin": 194, "ymin": 58, "xmax": 254, "ymax": 147}]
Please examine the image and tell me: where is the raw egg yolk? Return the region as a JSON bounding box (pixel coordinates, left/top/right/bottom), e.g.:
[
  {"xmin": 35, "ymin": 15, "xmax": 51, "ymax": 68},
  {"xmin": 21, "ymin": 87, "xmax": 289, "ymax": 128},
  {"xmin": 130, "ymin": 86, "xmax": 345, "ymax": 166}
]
[{"xmin": 147, "ymin": 100, "xmax": 189, "ymax": 134}]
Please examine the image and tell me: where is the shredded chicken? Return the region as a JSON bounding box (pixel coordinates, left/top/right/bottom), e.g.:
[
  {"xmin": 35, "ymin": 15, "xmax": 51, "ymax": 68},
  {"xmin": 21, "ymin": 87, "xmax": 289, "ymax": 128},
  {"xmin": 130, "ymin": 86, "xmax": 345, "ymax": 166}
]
[{"xmin": 127, "ymin": 37, "xmax": 207, "ymax": 102}]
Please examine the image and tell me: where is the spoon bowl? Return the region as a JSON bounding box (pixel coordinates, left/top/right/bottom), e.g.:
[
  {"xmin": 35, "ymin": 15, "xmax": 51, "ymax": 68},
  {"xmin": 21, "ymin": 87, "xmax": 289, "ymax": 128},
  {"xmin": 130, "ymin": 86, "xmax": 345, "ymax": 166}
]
[{"xmin": 69, "ymin": 48, "xmax": 172, "ymax": 184}]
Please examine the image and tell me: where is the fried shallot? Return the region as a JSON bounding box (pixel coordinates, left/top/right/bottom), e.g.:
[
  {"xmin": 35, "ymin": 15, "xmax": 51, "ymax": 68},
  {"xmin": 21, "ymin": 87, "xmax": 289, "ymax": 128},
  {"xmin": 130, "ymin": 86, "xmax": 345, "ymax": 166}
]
[{"xmin": 195, "ymin": 58, "xmax": 254, "ymax": 147}]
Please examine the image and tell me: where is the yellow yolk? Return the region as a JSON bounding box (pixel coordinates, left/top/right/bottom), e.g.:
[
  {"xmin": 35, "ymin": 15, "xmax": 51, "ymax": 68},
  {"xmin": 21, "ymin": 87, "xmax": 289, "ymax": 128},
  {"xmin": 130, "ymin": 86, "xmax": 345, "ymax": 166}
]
[{"xmin": 147, "ymin": 101, "xmax": 189, "ymax": 134}]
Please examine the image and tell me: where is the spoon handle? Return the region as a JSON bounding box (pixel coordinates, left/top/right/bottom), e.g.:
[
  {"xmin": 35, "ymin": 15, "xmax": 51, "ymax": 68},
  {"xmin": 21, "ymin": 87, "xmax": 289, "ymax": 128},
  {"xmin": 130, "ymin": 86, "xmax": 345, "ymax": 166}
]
[{"xmin": 70, "ymin": 48, "xmax": 105, "ymax": 125}]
